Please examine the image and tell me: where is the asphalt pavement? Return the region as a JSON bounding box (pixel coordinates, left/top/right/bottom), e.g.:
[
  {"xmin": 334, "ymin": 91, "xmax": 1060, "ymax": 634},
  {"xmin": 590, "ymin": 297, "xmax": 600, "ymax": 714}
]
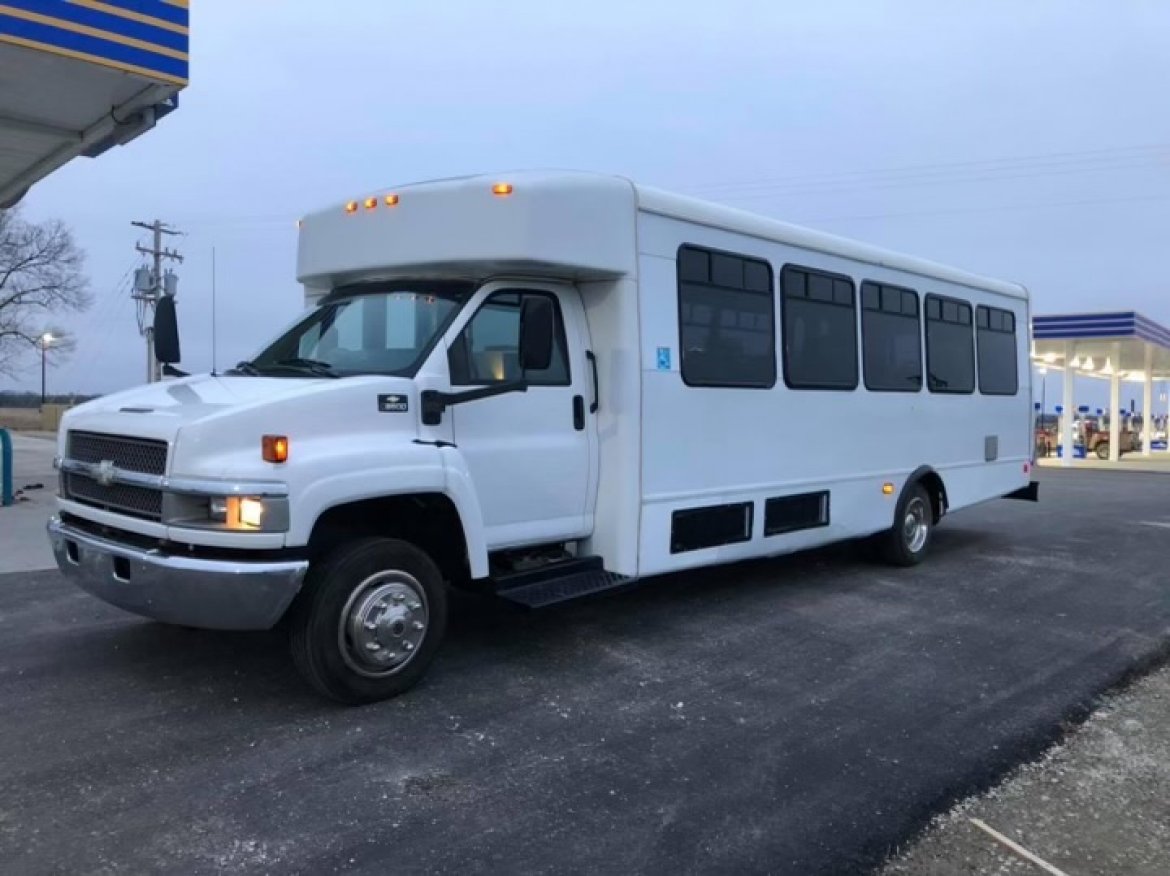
[{"xmin": 1, "ymin": 468, "xmax": 1168, "ymax": 875}]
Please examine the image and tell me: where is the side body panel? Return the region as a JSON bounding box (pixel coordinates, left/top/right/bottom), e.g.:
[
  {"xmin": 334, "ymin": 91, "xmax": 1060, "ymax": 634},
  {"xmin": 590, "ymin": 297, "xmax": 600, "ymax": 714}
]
[{"xmin": 634, "ymin": 211, "xmax": 1031, "ymax": 578}]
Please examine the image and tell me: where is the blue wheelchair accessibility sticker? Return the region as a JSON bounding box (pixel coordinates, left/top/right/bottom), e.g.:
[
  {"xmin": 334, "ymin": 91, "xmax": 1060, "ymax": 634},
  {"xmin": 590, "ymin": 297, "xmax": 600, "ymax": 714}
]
[{"xmin": 656, "ymin": 347, "xmax": 671, "ymax": 371}]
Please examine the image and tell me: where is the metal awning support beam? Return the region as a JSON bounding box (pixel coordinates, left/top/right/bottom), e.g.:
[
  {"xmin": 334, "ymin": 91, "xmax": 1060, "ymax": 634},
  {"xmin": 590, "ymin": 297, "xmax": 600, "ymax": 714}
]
[
  {"xmin": 0, "ymin": 82, "xmax": 173, "ymax": 208},
  {"xmin": 0, "ymin": 112, "xmax": 79, "ymax": 141}
]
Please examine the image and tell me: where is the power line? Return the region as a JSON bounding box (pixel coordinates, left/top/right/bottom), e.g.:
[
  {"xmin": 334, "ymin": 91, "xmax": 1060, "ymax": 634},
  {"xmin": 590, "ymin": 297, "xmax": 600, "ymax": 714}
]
[
  {"xmin": 779, "ymin": 191, "xmax": 1170, "ymax": 225},
  {"xmin": 686, "ymin": 153, "xmax": 1170, "ymax": 200},
  {"xmin": 684, "ymin": 142, "xmax": 1170, "ymax": 196}
]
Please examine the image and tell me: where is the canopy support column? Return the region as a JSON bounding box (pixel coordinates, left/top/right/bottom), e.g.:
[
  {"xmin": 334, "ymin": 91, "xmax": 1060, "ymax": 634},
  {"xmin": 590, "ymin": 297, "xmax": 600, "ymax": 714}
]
[
  {"xmin": 1141, "ymin": 345, "xmax": 1154, "ymax": 456},
  {"xmin": 1109, "ymin": 342, "xmax": 1122, "ymax": 462},
  {"xmin": 1061, "ymin": 342, "xmax": 1075, "ymax": 468}
]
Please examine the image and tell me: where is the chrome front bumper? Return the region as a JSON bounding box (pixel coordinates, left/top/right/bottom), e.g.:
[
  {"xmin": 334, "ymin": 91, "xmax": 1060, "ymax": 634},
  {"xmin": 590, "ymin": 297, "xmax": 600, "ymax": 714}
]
[{"xmin": 47, "ymin": 516, "xmax": 309, "ymax": 630}]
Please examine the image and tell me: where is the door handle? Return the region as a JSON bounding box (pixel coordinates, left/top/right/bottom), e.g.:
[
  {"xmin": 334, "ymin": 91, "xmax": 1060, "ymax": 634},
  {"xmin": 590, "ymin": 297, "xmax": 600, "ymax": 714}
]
[
  {"xmin": 585, "ymin": 350, "xmax": 599, "ymax": 413},
  {"xmin": 572, "ymin": 395, "xmax": 585, "ymax": 431}
]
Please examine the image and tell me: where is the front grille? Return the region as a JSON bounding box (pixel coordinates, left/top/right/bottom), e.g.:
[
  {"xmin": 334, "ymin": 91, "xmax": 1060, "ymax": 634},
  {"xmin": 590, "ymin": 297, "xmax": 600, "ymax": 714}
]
[
  {"xmin": 67, "ymin": 431, "xmax": 167, "ymax": 476},
  {"xmin": 63, "ymin": 431, "xmax": 168, "ymax": 521},
  {"xmin": 63, "ymin": 473, "xmax": 163, "ymax": 520}
]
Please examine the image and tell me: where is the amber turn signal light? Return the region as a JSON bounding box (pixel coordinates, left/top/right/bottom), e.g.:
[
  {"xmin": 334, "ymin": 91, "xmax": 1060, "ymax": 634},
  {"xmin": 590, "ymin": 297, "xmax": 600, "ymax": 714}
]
[{"xmin": 262, "ymin": 435, "xmax": 289, "ymax": 463}]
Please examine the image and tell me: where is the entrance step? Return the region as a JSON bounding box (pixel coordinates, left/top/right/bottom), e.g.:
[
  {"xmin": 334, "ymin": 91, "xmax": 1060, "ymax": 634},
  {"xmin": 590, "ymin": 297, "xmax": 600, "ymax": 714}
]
[{"xmin": 491, "ymin": 555, "xmax": 632, "ymax": 608}]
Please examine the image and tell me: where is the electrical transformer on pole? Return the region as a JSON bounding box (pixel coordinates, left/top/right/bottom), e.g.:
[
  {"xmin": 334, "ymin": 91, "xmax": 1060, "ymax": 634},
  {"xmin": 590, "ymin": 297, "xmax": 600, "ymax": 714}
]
[{"xmin": 131, "ymin": 220, "xmax": 183, "ymax": 383}]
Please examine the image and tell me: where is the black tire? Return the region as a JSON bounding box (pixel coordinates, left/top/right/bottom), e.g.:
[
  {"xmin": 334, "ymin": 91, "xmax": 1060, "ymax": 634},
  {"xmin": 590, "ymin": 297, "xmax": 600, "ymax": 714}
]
[
  {"xmin": 1096, "ymin": 442, "xmax": 1110, "ymax": 460},
  {"xmin": 882, "ymin": 483, "xmax": 933, "ymax": 567},
  {"xmin": 288, "ymin": 537, "xmax": 448, "ymax": 704}
]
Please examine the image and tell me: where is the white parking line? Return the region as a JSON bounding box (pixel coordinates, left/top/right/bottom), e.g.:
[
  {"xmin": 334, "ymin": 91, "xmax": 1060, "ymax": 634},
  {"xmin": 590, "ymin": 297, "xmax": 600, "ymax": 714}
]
[{"xmin": 1138, "ymin": 521, "xmax": 1170, "ymax": 529}]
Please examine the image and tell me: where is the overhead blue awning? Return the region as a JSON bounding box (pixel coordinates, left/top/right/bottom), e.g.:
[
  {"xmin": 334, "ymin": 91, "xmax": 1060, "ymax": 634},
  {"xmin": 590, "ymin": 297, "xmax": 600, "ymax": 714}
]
[{"xmin": 0, "ymin": 0, "xmax": 188, "ymax": 206}]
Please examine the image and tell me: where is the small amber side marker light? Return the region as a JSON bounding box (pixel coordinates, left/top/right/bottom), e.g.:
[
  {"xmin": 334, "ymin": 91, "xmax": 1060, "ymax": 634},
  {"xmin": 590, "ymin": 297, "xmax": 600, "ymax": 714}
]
[
  {"xmin": 364, "ymin": 196, "xmax": 378, "ymax": 210},
  {"xmin": 385, "ymin": 194, "xmax": 400, "ymax": 206},
  {"xmin": 492, "ymin": 182, "xmax": 514, "ymax": 196},
  {"xmin": 344, "ymin": 201, "xmax": 358, "ymax": 214},
  {"xmin": 882, "ymin": 483, "xmax": 895, "ymax": 495},
  {"xmin": 262, "ymin": 435, "xmax": 289, "ymax": 464}
]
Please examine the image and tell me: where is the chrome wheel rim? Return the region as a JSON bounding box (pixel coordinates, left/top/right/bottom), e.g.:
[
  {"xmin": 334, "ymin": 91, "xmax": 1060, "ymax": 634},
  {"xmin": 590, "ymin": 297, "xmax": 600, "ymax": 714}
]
[
  {"xmin": 902, "ymin": 497, "xmax": 929, "ymax": 554},
  {"xmin": 338, "ymin": 571, "xmax": 429, "ymax": 678}
]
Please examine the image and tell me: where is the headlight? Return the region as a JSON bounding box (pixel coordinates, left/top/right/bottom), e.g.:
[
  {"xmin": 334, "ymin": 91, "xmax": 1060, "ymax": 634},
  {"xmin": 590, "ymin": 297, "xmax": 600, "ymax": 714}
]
[
  {"xmin": 163, "ymin": 493, "xmax": 289, "ymax": 532},
  {"xmin": 237, "ymin": 497, "xmax": 265, "ymax": 529}
]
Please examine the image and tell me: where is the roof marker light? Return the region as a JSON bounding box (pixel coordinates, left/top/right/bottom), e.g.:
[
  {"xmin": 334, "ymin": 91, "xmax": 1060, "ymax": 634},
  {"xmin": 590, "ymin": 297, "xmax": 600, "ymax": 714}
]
[
  {"xmin": 492, "ymin": 182, "xmax": 514, "ymax": 196},
  {"xmin": 344, "ymin": 201, "xmax": 358, "ymax": 214},
  {"xmin": 364, "ymin": 196, "xmax": 378, "ymax": 210},
  {"xmin": 385, "ymin": 194, "xmax": 400, "ymax": 207}
]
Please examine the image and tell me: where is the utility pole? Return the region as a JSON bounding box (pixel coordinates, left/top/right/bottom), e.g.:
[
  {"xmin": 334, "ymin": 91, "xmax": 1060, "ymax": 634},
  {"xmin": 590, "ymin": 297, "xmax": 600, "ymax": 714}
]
[{"xmin": 131, "ymin": 220, "xmax": 183, "ymax": 383}]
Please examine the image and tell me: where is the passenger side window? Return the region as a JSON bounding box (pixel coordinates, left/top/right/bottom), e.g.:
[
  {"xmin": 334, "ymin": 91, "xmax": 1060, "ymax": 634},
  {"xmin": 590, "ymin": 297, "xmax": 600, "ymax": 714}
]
[
  {"xmin": 677, "ymin": 245, "xmax": 775, "ymax": 388},
  {"xmin": 976, "ymin": 305, "xmax": 1019, "ymax": 395},
  {"xmin": 782, "ymin": 265, "xmax": 858, "ymax": 390},
  {"xmin": 924, "ymin": 294, "xmax": 975, "ymax": 393},
  {"xmin": 448, "ymin": 292, "xmax": 570, "ymax": 386},
  {"xmin": 861, "ymin": 281, "xmax": 922, "ymax": 392}
]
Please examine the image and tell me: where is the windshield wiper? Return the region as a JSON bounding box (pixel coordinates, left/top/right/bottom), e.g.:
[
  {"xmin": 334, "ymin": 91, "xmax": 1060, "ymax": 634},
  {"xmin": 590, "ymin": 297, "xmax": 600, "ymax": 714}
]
[
  {"xmin": 275, "ymin": 357, "xmax": 341, "ymax": 378},
  {"xmin": 228, "ymin": 360, "xmax": 262, "ymax": 376}
]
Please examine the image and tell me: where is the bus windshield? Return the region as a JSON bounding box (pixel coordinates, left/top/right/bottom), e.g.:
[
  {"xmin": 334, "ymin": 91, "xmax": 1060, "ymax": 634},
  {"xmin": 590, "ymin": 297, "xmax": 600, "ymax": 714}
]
[{"xmin": 246, "ymin": 281, "xmax": 472, "ymax": 378}]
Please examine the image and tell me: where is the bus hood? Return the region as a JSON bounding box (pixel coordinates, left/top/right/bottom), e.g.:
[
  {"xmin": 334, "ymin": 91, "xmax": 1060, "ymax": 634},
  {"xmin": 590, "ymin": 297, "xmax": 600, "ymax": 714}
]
[
  {"xmin": 59, "ymin": 374, "xmax": 320, "ymax": 440},
  {"xmin": 57, "ymin": 373, "xmax": 424, "ymax": 460}
]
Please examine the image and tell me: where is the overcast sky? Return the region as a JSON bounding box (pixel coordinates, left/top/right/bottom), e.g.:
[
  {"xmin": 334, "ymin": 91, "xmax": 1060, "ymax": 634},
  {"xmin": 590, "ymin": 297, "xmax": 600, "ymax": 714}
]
[{"xmin": 5, "ymin": 0, "xmax": 1170, "ymax": 407}]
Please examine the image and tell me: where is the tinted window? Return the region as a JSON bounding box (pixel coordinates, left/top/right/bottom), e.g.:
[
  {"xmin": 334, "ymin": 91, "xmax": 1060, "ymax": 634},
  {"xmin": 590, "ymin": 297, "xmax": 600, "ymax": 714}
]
[
  {"xmin": 449, "ymin": 292, "xmax": 570, "ymax": 385},
  {"xmin": 782, "ymin": 265, "xmax": 858, "ymax": 390},
  {"xmin": 861, "ymin": 281, "xmax": 922, "ymax": 392},
  {"xmin": 977, "ymin": 305, "xmax": 1018, "ymax": 395},
  {"xmin": 925, "ymin": 294, "xmax": 974, "ymax": 393},
  {"xmin": 678, "ymin": 245, "xmax": 775, "ymax": 388}
]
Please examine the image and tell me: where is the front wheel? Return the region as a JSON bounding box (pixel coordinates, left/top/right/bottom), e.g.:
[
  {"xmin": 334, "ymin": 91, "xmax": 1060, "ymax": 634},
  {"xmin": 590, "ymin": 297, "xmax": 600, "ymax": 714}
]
[
  {"xmin": 1096, "ymin": 442, "xmax": 1110, "ymax": 460},
  {"xmin": 288, "ymin": 537, "xmax": 448, "ymax": 704},
  {"xmin": 882, "ymin": 483, "xmax": 933, "ymax": 566}
]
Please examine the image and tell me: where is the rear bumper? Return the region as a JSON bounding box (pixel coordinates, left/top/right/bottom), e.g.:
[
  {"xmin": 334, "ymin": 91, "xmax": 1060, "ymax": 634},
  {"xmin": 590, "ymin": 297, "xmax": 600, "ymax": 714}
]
[{"xmin": 47, "ymin": 516, "xmax": 309, "ymax": 630}]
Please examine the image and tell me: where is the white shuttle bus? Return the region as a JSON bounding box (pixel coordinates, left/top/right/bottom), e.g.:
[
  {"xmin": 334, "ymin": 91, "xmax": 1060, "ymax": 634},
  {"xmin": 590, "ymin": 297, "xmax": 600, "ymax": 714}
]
[{"xmin": 48, "ymin": 172, "xmax": 1037, "ymax": 703}]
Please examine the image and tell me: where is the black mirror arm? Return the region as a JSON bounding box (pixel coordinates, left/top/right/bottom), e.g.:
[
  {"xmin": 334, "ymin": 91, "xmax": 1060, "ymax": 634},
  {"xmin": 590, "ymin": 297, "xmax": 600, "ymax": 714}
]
[{"xmin": 420, "ymin": 381, "xmax": 528, "ymax": 425}]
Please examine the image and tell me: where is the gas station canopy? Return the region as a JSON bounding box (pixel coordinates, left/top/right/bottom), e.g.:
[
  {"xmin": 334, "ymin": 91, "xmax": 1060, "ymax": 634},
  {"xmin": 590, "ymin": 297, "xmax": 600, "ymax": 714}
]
[
  {"xmin": 1031, "ymin": 311, "xmax": 1170, "ymax": 383},
  {"xmin": 0, "ymin": 0, "xmax": 188, "ymax": 208},
  {"xmin": 1031, "ymin": 311, "xmax": 1170, "ymax": 463}
]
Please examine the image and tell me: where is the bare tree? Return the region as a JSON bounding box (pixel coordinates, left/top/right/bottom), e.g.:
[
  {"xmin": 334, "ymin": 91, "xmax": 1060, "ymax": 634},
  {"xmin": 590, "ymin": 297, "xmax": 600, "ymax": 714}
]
[{"xmin": 0, "ymin": 207, "xmax": 90, "ymax": 377}]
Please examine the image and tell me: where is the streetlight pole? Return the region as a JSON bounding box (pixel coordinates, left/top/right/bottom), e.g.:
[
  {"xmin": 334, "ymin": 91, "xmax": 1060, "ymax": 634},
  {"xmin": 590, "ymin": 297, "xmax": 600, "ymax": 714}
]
[{"xmin": 39, "ymin": 332, "xmax": 53, "ymax": 407}]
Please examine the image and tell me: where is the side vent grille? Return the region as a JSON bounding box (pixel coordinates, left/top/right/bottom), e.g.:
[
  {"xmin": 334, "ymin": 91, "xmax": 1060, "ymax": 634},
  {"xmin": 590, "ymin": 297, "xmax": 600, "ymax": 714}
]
[
  {"xmin": 764, "ymin": 491, "xmax": 830, "ymax": 536},
  {"xmin": 671, "ymin": 502, "xmax": 754, "ymax": 554}
]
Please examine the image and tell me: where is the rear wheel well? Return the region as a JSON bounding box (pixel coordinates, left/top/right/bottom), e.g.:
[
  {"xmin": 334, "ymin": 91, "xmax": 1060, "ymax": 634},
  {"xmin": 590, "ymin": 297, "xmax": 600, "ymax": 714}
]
[{"xmin": 307, "ymin": 494, "xmax": 470, "ymax": 586}]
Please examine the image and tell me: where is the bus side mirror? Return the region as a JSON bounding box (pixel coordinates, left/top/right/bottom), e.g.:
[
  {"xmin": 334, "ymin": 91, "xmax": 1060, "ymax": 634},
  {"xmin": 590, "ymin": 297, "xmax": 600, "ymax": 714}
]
[
  {"xmin": 519, "ymin": 296, "xmax": 554, "ymax": 372},
  {"xmin": 153, "ymin": 296, "xmax": 182, "ymax": 365}
]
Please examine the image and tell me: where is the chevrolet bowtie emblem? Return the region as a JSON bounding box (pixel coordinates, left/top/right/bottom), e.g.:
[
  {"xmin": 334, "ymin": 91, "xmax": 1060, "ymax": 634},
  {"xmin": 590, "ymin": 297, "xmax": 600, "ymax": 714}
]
[{"xmin": 94, "ymin": 460, "xmax": 116, "ymax": 487}]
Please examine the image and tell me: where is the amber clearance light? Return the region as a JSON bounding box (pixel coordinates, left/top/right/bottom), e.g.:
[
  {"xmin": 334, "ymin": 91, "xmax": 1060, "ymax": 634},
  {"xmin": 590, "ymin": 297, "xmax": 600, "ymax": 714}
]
[
  {"xmin": 492, "ymin": 182, "xmax": 514, "ymax": 196},
  {"xmin": 262, "ymin": 434, "xmax": 289, "ymax": 463},
  {"xmin": 384, "ymin": 193, "xmax": 400, "ymax": 206},
  {"xmin": 344, "ymin": 200, "xmax": 358, "ymax": 214}
]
